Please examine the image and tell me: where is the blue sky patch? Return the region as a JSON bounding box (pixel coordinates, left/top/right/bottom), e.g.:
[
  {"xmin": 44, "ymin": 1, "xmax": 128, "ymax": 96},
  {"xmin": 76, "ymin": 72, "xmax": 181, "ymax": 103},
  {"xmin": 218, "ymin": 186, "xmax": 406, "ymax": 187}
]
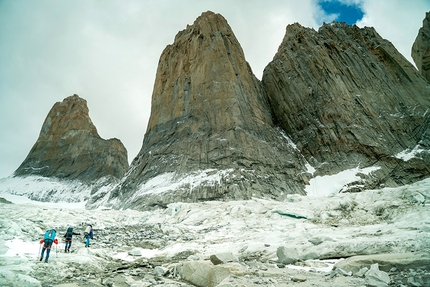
[{"xmin": 318, "ymin": 0, "xmax": 364, "ymax": 25}]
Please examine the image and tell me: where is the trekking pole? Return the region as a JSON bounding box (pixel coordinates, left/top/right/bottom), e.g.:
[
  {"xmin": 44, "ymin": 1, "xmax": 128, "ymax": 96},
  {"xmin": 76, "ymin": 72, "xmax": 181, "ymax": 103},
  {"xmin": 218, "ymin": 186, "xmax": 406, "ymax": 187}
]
[{"xmin": 37, "ymin": 243, "xmax": 41, "ymax": 259}]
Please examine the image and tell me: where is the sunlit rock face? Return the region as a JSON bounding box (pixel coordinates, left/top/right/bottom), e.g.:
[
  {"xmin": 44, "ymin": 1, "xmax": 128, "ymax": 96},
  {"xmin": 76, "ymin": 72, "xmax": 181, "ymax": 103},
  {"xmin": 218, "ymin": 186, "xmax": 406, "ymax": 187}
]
[
  {"xmin": 262, "ymin": 22, "xmax": 430, "ymax": 189},
  {"xmin": 84, "ymin": 12, "xmax": 430, "ymax": 210},
  {"xmin": 15, "ymin": 94, "xmax": 129, "ymax": 182},
  {"xmin": 412, "ymin": 12, "xmax": 430, "ymax": 82},
  {"xmin": 103, "ymin": 11, "xmax": 311, "ymax": 210}
]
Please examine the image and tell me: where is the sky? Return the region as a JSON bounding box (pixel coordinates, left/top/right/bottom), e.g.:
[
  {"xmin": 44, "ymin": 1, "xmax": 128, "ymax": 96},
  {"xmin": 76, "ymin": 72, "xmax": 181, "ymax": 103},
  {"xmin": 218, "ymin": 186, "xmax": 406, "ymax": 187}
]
[{"xmin": 0, "ymin": 0, "xmax": 429, "ymax": 179}]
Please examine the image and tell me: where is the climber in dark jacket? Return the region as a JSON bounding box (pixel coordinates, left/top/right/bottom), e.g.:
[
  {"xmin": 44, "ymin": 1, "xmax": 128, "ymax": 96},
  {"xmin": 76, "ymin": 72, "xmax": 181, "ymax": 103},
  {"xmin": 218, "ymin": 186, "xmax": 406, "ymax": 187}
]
[{"xmin": 63, "ymin": 227, "xmax": 81, "ymax": 253}]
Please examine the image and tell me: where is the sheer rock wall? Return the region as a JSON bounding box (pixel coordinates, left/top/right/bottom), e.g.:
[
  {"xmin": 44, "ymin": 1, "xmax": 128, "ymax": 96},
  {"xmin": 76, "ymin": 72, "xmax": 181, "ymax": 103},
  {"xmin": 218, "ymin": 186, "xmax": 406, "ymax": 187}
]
[
  {"xmin": 102, "ymin": 12, "xmax": 311, "ymax": 210},
  {"xmin": 262, "ymin": 22, "xmax": 430, "ymax": 189}
]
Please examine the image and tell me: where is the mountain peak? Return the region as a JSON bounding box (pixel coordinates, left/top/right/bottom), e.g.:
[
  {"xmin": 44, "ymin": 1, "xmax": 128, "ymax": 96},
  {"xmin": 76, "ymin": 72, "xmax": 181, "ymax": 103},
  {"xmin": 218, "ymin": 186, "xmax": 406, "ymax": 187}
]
[
  {"xmin": 15, "ymin": 94, "xmax": 129, "ymax": 182},
  {"xmin": 97, "ymin": 11, "xmax": 311, "ymax": 210},
  {"xmin": 263, "ymin": 19, "xmax": 430, "ymax": 185},
  {"xmin": 38, "ymin": 94, "xmax": 97, "ymax": 137},
  {"xmin": 412, "ymin": 12, "xmax": 430, "ymax": 81}
]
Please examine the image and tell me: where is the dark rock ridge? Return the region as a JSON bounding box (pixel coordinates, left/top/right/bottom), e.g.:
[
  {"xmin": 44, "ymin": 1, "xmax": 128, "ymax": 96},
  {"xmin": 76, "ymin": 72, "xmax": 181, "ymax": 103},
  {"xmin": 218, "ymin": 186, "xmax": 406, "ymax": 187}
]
[
  {"xmin": 262, "ymin": 21, "xmax": 430, "ymax": 190},
  {"xmin": 96, "ymin": 11, "xmax": 312, "ymax": 210},
  {"xmin": 412, "ymin": 12, "xmax": 430, "ymax": 82},
  {"xmin": 15, "ymin": 94, "xmax": 129, "ymax": 182}
]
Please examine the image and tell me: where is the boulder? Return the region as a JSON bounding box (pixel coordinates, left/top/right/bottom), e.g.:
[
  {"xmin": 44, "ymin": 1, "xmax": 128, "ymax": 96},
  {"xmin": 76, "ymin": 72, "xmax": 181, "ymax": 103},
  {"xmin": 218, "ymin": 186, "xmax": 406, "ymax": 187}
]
[
  {"xmin": 277, "ymin": 246, "xmax": 300, "ymax": 265},
  {"xmin": 365, "ymin": 263, "xmax": 390, "ymax": 287},
  {"xmin": 177, "ymin": 261, "xmax": 231, "ymax": 287},
  {"xmin": 127, "ymin": 249, "xmax": 142, "ymax": 257},
  {"xmin": 291, "ymin": 274, "xmax": 307, "ymax": 282},
  {"xmin": 210, "ymin": 252, "xmax": 238, "ymax": 265},
  {"xmin": 153, "ymin": 266, "xmax": 169, "ymax": 277}
]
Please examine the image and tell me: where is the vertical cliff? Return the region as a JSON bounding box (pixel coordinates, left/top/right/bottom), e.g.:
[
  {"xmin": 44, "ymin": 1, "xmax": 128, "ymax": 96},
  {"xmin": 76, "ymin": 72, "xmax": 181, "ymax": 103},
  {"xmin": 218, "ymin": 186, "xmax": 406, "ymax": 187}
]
[
  {"xmin": 262, "ymin": 22, "xmax": 430, "ymax": 189},
  {"xmin": 101, "ymin": 11, "xmax": 311, "ymax": 210}
]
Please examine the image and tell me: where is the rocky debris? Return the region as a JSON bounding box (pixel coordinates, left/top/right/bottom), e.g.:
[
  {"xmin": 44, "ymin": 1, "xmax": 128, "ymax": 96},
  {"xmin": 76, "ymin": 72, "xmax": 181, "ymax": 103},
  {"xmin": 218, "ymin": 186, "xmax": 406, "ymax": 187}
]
[
  {"xmin": 210, "ymin": 252, "xmax": 238, "ymax": 265},
  {"xmin": 14, "ymin": 94, "xmax": 128, "ymax": 182},
  {"xmin": 334, "ymin": 252, "xmax": 430, "ymax": 275},
  {"xmin": 153, "ymin": 266, "xmax": 169, "ymax": 277},
  {"xmin": 262, "ymin": 22, "xmax": 430, "ymax": 189},
  {"xmin": 102, "ymin": 11, "xmax": 311, "ymax": 211},
  {"xmin": 412, "ymin": 12, "xmax": 430, "ymax": 82},
  {"xmin": 291, "ymin": 274, "xmax": 307, "ymax": 282},
  {"xmin": 177, "ymin": 260, "xmax": 232, "ymax": 287},
  {"xmin": 389, "ymin": 268, "xmax": 430, "ymax": 287},
  {"xmin": 127, "ymin": 249, "xmax": 142, "ymax": 257},
  {"xmin": 364, "ymin": 263, "xmax": 390, "ymax": 287},
  {"xmin": 277, "ymin": 246, "xmax": 300, "ymax": 264},
  {"xmin": 327, "ymin": 267, "xmax": 352, "ymax": 278},
  {"xmin": 1, "ymin": 178, "xmax": 429, "ymax": 286}
]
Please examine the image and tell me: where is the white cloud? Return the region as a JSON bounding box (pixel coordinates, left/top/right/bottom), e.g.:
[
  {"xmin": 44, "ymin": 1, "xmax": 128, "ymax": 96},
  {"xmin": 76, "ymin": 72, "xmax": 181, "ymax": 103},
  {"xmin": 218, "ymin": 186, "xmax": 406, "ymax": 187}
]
[{"xmin": 357, "ymin": 0, "xmax": 429, "ymax": 66}]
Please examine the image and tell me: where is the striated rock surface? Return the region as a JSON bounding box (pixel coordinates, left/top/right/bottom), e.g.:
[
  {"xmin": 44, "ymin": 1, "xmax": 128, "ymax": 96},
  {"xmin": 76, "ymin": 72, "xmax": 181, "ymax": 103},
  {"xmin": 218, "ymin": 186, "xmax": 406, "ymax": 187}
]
[
  {"xmin": 15, "ymin": 94, "xmax": 128, "ymax": 182},
  {"xmin": 412, "ymin": 12, "xmax": 430, "ymax": 82},
  {"xmin": 262, "ymin": 22, "xmax": 430, "ymax": 190},
  {"xmin": 10, "ymin": 12, "xmax": 430, "ymax": 208},
  {"xmin": 99, "ymin": 11, "xmax": 311, "ymax": 210}
]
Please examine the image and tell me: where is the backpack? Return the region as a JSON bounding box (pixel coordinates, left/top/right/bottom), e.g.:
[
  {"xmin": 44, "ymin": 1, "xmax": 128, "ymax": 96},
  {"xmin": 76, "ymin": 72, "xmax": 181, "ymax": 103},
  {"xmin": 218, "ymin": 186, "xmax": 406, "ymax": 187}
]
[
  {"xmin": 44, "ymin": 229, "xmax": 56, "ymax": 243},
  {"xmin": 65, "ymin": 227, "xmax": 73, "ymax": 239}
]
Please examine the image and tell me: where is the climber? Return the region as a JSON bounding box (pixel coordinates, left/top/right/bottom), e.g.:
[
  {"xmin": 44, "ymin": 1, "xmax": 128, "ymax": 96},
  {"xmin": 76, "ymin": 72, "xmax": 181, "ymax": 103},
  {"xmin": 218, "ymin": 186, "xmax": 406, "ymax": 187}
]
[
  {"xmin": 84, "ymin": 224, "xmax": 94, "ymax": 247},
  {"xmin": 40, "ymin": 229, "xmax": 59, "ymax": 263},
  {"xmin": 63, "ymin": 227, "xmax": 81, "ymax": 253}
]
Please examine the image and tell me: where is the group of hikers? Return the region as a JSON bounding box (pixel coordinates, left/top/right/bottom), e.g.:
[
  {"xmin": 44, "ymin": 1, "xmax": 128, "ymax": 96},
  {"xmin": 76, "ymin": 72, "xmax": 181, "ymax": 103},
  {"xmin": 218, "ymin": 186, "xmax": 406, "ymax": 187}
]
[{"xmin": 39, "ymin": 224, "xmax": 94, "ymax": 263}]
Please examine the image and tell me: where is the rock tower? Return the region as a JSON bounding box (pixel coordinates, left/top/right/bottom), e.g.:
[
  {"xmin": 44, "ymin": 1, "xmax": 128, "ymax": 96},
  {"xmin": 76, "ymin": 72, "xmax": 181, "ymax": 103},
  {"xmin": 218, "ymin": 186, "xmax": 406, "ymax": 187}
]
[
  {"xmin": 100, "ymin": 11, "xmax": 311, "ymax": 210},
  {"xmin": 412, "ymin": 12, "xmax": 430, "ymax": 82},
  {"xmin": 15, "ymin": 94, "xmax": 129, "ymax": 182}
]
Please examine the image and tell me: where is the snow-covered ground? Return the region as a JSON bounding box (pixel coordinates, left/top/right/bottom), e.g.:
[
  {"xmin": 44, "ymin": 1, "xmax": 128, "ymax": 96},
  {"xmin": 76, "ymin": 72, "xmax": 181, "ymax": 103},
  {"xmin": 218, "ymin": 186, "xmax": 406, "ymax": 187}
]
[
  {"xmin": 0, "ymin": 175, "xmax": 92, "ymax": 203},
  {"xmin": 0, "ymin": 175, "xmax": 429, "ymax": 286}
]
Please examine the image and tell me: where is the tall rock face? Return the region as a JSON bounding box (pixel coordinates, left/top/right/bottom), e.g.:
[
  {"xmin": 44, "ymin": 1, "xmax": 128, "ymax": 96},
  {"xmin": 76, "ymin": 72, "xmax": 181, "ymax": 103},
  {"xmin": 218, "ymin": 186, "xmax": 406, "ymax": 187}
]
[
  {"xmin": 412, "ymin": 12, "xmax": 430, "ymax": 82},
  {"xmin": 15, "ymin": 94, "xmax": 129, "ymax": 182},
  {"xmin": 99, "ymin": 11, "xmax": 311, "ymax": 210},
  {"xmin": 262, "ymin": 22, "xmax": 430, "ymax": 189}
]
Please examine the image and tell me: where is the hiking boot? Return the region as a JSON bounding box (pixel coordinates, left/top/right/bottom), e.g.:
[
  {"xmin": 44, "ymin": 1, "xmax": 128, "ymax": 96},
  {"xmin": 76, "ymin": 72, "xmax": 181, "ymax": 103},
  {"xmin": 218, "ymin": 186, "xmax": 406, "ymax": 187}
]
[
  {"xmin": 45, "ymin": 260, "xmax": 48, "ymax": 263},
  {"xmin": 67, "ymin": 248, "xmax": 70, "ymax": 252},
  {"xmin": 40, "ymin": 256, "xmax": 43, "ymax": 261}
]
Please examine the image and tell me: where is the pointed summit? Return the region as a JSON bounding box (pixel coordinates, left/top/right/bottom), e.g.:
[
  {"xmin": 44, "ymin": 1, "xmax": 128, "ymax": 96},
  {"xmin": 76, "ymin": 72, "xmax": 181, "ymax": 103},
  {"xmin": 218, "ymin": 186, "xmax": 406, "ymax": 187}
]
[
  {"xmin": 15, "ymin": 94, "xmax": 129, "ymax": 181},
  {"xmin": 97, "ymin": 11, "xmax": 310, "ymax": 210},
  {"xmin": 147, "ymin": 11, "xmax": 268, "ymax": 132},
  {"xmin": 412, "ymin": 12, "xmax": 430, "ymax": 82}
]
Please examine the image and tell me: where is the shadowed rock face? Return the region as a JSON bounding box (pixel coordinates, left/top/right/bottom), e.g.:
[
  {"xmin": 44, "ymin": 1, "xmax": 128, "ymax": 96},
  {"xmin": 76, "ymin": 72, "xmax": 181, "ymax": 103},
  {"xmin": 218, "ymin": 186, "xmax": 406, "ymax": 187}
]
[
  {"xmin": 103, "ymin": 11, "xmax": 311, "ymax": 210},
  {"xmin": 262, "ymin": 22, "xmax": 430, "ymax": 188},
  {"xmin": 15, "ymin": 94, "xmax": 129, "ymax": 182},
  {"xmin": 412, "ymin": 12, "xmax": 430, "ymax": 82}
]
